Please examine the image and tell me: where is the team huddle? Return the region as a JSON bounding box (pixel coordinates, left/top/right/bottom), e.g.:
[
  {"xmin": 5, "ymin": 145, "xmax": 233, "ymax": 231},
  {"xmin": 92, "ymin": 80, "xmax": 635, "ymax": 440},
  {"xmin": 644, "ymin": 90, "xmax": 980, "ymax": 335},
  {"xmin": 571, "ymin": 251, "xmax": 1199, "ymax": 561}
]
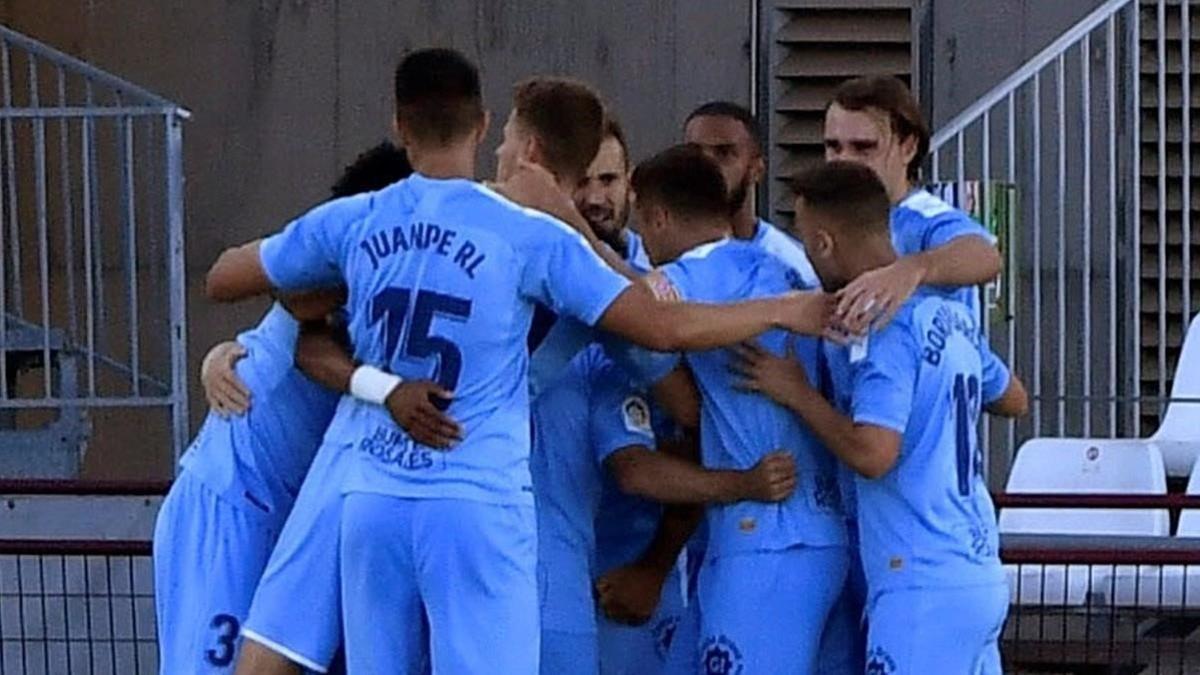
[{"xmin": 154, "ymin": 47, "xmax": 1029, "ymax": 675}]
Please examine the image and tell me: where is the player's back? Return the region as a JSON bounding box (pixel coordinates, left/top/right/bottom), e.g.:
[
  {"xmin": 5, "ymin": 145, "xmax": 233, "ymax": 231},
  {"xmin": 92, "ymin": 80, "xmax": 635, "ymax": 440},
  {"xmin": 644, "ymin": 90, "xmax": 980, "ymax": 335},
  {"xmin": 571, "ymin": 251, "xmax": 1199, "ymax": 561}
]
[
  {"xmin": 181, "ymin": 302, "xmax": 338, "ymax": 520},
  {"xmin": 853, "ymin": 290, "xmax": 1005, "ymax": 594},
  {"xmin": 658, "ymin": 240, "xmax": 844, "ymax": 556},
  {"xmin": 270, "ymin": 174, "xmax": 629, "ymax": 505}
]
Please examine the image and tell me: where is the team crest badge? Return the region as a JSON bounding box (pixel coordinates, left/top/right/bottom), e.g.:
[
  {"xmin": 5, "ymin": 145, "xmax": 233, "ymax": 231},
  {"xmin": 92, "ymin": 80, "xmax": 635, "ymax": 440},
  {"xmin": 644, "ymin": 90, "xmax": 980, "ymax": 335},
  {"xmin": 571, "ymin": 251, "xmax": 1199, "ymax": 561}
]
[
  {"xmin": 866, "ymin": 646, "xmax": 897, "ymax": 674},
  {"xmin": 700, "ymin": 635, "xmax": 744, "ymax": 675},
  {"xmin": 622, "ymin": 396, "xmax": 653, "ymax": 435},
  {"xmin": 644, "ymin": 270, "xmax": 682, "ymax": 302}
]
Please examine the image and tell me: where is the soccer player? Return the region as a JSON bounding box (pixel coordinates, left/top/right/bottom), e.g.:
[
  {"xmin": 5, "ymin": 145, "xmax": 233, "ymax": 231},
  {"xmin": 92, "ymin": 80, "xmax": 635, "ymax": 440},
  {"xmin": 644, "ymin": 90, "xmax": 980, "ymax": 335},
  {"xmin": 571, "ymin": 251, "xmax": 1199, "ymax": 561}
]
[
  {"xmin": 533, "ymin": 342, "xmax": 796, "ymax": 675},
  {"xmin": 529, "ymin": 115, "xmax": 645, "ymax": 396},
  {"xmin": 814, "ymin": 75, "xmax": 1006, "ymax": 675},
  {"xmin": 205, "ymin": 49, "xmax": 832, "ymax": 674},
  {"xmin": 152, "ymin": 142, "xmax": 412, "ymax": 675},
  {"xmin": 734, "ymin": 161, "xmax": 1027, "ymax": 673},
  {"xmin": 683, "ymin": 101, "xmax": 818, "ymax": 286},
  {"xmin": 623, "ymin": 144, "xmax": 848, "ymax": 674},
  {"xmin": 823, "ymin": 75, "xmax": 1002, "ymax": 327}
]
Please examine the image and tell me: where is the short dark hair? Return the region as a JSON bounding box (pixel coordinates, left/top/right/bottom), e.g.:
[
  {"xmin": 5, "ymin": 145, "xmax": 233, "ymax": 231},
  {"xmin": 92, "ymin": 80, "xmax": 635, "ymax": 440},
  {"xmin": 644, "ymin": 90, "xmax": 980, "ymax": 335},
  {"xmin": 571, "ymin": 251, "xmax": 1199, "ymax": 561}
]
[
  {"xmin": 631, "ymin": 144, "xmax": 728, "ymax": 220},
  {"xmin": 685, "ymin": 100, "xmax": 762, "ymax": 150},
  {"xmin": 512, "ymin": 77, "xmax": 605, "ymax": 184},
  {"xmin": 330, "ymin": 142, "xmax": 414, "ymax": 198},
  {"xmin": 829, "ymin": 76, "xmax": 929, "ymax": 181},
  {"xmin": 790, "ymin": 161, "xmax": 890, "ymax": 236},
  {"xmin": 393, "ymin": 48, "xmax": 484, "ymax": 146},
  {"xmin": 603, "ymin": 113, "xmax": 630, "ymax": 169}
]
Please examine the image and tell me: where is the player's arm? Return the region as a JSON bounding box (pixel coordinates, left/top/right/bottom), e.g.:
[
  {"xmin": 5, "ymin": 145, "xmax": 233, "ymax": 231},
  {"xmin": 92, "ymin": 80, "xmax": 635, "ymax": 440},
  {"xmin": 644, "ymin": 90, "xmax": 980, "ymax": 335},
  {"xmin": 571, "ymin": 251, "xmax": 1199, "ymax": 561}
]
[
  {"xmin": 979, "ymin": 343, "xmax": 1029, "ymax": 418},
  {"xmin": 294, "ymin": 319, "xmax": 464, "ymax": 448},
  {"xmin": 778, "ymin": 388, "xmax": 901, "ymax": 480},
  {"xmin": 208, "ymin": 195, "xmax": 367, "ymax": 303},
  {"xmin": 596, "ymin": 431, "xmax": 703, "ymax": 627},
  {"xmin": 839, "ymin": 222, "xmax": 1000, "ymax": 330},
  {"xmin": 206, "ymin": 240, "xmax": 272, "ymax": 302},
  {"xmin": 606, "ymin": 445, "xmax": 796, "ymax": 505},
  {"xmin": 731, "ymin": 334, "xmax": 910, "ymax": 479},
  {"xmin": 987, "ymin": 376, "xmax": 1029, "ymax": 418},
  {"xmin": 597, "ymin": 282, "xmax": 831, "ymax": 353},
  {"xmin": 595, "ymin": 502, "xmax": 700, "ymax": 626}
]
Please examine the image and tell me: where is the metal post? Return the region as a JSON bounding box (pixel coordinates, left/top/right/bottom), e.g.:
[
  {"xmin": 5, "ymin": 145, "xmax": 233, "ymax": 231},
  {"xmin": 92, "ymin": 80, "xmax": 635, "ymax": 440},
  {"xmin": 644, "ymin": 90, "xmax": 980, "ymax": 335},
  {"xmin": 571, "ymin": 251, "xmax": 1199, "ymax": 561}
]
[
  {"xmin": 1033, "ymin": 72, "xmax": 1044, "ymax": 434},
  {"xmin": 1133, "ymin": 0, "xmax": 1144, "ymax": 432},
  {"xmin": 81, "ymin": 87, "xmax": 97, "ymax": 397},
  {"xmin": 1007, "ymin": 91, "xmax": 1017, "ymax": 458},
  {"xmin": 1157, "ymin": 0, "xmax": 1168, "ymax": 423},
  {"xmin": 30, "ymin": 53, "xmax": 52, "ymax": 397},
  {"xmin": 1108, "ymin": 15, "xmax": 1119, "ymax": 438},
  {"xmin": 2, "ymin": 41, "xmax": 21, "ymax": 317},
  {"xmin": 165, "ymin": 114, "xmax": 188, "ymax": 469},
  {"xmin": 1183, "ymin": 0, "xmax": 1192, "ymax": 331},
  {"xmin": 1082, "ymin": 34, "xmax": 1093, "ymax": 436},
  {"xmin": 57, "ymin": 66, "xmax": 78, "ymax": 344},
  {"xmin": 1056, "ymin": 54, "xmax": 1068, "ymax": 436},
  {"xmin": 121, "ymin": 115, "xmax": 140, "ymax": 396}
]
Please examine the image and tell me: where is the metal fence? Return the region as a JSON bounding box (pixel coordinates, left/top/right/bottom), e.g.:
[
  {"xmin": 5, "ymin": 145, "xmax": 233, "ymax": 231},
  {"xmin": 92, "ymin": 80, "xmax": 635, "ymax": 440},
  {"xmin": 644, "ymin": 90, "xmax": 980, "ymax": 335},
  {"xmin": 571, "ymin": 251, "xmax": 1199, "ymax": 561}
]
[
  {"xmin": 0, "ymin": 24, "xmax": 189, "ymax": 478},
  {"xmin": 0, "ymin": 540, "xmax": 156, "ymax": 675},
  {"xmin": 925, "ymin": 0, "xmax": 1200, "ymax": 482}
]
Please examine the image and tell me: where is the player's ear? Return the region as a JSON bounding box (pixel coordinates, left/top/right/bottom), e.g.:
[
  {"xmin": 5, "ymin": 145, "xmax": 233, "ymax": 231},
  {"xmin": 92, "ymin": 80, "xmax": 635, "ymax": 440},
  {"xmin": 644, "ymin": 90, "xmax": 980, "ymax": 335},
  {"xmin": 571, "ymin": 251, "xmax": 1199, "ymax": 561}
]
[
  {"xmin": 474, "ymin": 110, "xmax": 491, "ymax": 145},
  {"xmin": 896, "ymin": 131, "xmax": 918, "ymax": 168},
  {"xmin": 749, "ymin": 151, "xmax": 766, "ymax": 185}
]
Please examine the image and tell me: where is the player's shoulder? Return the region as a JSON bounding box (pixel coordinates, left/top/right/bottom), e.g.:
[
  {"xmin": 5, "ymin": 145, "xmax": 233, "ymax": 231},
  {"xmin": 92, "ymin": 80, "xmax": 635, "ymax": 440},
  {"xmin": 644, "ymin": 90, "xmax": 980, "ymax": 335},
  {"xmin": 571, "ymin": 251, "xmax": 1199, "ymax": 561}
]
[
  {"xmin": 458, "ymin": 181, "xmax": 582, "ymax": 239},
  {"xmin": 894, "ymin": 189, "xmax": 975, "ymax": 229},
  {"xmin": 754, "ymin": 220, "xmax": 819, "ymax": 288}
]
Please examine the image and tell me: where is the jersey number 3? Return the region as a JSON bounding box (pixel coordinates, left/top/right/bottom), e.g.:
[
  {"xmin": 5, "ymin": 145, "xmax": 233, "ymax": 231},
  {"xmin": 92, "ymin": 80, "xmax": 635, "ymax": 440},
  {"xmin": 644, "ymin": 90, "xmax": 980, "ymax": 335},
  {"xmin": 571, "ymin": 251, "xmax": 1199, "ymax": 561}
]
[
  {"xmin": 370, "ymin": 288, "xmax": 473, "ymax": 392},
  {"xmin": 952, "ymin": 373, "xmax": 983, "ymax": 497}
]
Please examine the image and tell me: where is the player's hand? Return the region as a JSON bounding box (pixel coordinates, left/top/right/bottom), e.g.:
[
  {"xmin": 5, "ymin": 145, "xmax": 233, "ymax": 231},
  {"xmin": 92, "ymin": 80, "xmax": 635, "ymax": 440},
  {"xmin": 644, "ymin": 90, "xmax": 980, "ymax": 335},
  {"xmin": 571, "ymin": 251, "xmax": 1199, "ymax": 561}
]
[
  {"xmin": 729, "ymin": 339, "xmax": 812, "ymax": 408},
  {"xmin": 836, "ymin": 256, "xmax": 924, "ymax": 333},
  {"xmin": 384, "ymin": 381, "xmax": 463, "ymax": 450},
  {"xmin": 594, "ymin": 563, "xmax": 667, "ymax": 627},
  {"xmin": 741, "ymin": 451, "xmax": 797, "ymax": 502},
  {"xmin": 775, "ymin": 291, "xmax": 834, "ymax": 337},
  {"xmin": 201, "ymin": 341, "xmax": 250, "ymax": 417},
  {"xmin": 495, "ymin": 160, "xmax": 577, "ymax": 223}
]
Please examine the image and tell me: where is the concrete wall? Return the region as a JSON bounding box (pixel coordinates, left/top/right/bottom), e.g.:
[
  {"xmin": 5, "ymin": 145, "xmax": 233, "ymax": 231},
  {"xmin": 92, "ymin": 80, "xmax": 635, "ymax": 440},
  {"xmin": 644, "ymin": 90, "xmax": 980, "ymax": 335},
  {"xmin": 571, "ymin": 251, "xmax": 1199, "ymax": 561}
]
[
  {"xmin": 0, "ymin": 0, "xmax": 752, "ymax": 478},
  {"xmin": 920, "ymin": 0, "xmax": 1109, "ymax": 126}
]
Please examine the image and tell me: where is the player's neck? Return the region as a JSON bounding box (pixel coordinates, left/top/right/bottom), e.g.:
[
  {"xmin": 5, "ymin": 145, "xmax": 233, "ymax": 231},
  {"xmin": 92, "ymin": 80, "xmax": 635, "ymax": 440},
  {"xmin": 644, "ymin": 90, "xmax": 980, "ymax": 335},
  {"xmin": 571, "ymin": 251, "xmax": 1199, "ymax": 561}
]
[
  {"xmin": 887, "ymin": 176, "xmax": 913, "ymax": 206},
  {"xmin": 408, "ymin": 144, "xmax": 477, "ymax": 181},
  {"xmin": 846, "ymin": 239, "xmax": 899, "ymax": 280},
  {"xmin": 673, "ymin": 219, "xmax": 730, "ymax": 258},
  {"xmin": 731, "ymin": 200, "xmax": 758, "ymax": 240}
]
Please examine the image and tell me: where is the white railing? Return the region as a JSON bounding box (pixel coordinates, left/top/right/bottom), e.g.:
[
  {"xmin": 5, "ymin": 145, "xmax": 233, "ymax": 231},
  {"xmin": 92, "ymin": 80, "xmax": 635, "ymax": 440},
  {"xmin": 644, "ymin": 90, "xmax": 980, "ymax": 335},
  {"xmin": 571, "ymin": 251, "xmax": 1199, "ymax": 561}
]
[
  {"xmin": 0, "ymin": 24, "xmax": 189, "ymax": 477},
  {"xmin": 925, "ymin": 0, "xmax": 1181, "ymax": 473}
]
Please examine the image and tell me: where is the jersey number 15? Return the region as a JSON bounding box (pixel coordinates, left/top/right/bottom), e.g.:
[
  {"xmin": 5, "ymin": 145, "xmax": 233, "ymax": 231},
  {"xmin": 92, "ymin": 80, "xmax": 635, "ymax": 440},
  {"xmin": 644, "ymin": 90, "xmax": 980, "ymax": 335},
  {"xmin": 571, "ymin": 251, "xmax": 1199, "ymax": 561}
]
[{"xmin": 370, "ymin": 288, "xmax": 473, "ymax": 392}]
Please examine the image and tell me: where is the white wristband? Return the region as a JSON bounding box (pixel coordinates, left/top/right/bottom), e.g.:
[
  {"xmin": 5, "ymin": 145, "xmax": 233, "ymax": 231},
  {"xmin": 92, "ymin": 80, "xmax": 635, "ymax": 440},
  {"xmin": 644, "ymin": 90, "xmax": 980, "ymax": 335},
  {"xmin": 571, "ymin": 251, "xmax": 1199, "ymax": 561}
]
[{"xmin": 349, "ymin": 365, "xmax": 403, "ymax": 405}]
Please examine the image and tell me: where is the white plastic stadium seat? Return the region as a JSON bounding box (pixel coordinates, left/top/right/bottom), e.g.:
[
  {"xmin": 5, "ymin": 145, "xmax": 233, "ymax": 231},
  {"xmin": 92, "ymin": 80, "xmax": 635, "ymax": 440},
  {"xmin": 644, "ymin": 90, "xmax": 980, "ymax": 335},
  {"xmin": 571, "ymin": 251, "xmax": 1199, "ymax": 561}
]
[
  {"xmin": 1150, "ymin": 314, "xmax": 1200, "ymax": 476},
  {"xmin": 1125, "ymin": 458, "xmax": 1200, "ymax": 609},
  {"xmin": 999, "ymin": 440, "xmax": 1169, "ymax": 606},
  {"xmin": 1001, "ymin": 314, "xmax": 1200, "ymax": 479}
]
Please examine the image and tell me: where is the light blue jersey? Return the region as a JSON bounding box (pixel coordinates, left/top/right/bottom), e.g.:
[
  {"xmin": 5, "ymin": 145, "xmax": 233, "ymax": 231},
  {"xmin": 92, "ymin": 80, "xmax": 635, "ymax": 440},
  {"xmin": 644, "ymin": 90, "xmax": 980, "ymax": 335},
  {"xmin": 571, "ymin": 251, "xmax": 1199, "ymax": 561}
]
[
  {"xmin": 892, "ymin": 189, "xmax": 995, "ymax": 317},
  {"xmin": 844, "ymin": 289, "xmax": 1010, "ymax": 595},
  {"xmin": 157, "ymin": 302, "xmax": 339, "ymax": 673},
  {"xmin": 259, "ymin": 174, "xmax": 631, "ymax": 506},
  {"xmin": 655, "ymin": 239, "xmax": 845, "ymax": 556},
  {"xmin": 181, "ymin": 302, "xmax": 339, "ymax": 521},
  {"xmin": 529, "ymin": 231, "xmax": 650, "ymax": 397},
  {"xmin": 532, "ymin": 344, "xmax": 656, "ymax": 636}
]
